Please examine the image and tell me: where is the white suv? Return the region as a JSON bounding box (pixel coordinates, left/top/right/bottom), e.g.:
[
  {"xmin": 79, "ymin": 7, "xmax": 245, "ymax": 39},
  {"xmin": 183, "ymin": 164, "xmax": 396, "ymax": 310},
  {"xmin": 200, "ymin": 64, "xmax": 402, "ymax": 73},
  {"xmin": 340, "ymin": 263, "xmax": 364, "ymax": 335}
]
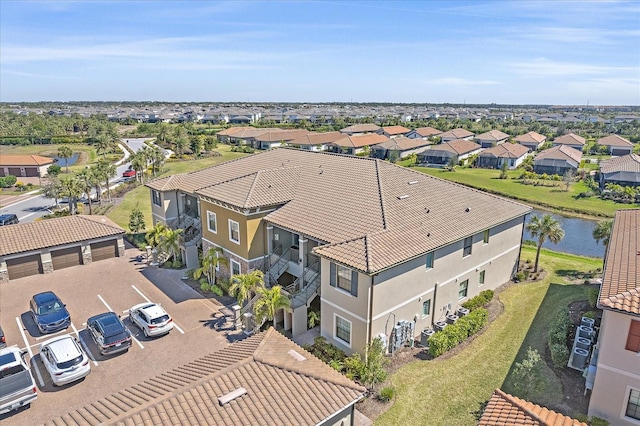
[
  {"xmin": 39, "ymin": 335, "xmax": 90, "ymax": 386},
  {"xmin": 129, "ymin": 303, "xmax": 174, "ymax": 337}
]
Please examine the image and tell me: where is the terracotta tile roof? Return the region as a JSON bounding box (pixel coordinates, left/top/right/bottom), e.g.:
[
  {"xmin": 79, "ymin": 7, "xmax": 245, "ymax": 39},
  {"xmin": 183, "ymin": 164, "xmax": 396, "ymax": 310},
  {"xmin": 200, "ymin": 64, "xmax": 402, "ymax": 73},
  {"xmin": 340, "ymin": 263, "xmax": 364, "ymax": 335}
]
[
  {"xmin": 439, "ymin": 128, "xmax": 475, "ymax": 139},
  {"xmin": 107, "ymin": 328, "xmax": 364, "ymax": 426},
  {"xmin": 288, "ymin": 131, "xmax": 343, "ymax": 146},
  {"xmin": 598, "ymin": 209, "xmax": 640, "ymax": 316},
  {"xmin": 340, "ymin": 123, "xmax": 381, "ymax": 133},
  {"xmin": 597, "ymin": 134, "xmax": 633, "ymax": 147},
  {"xmin": 479, "ymin": 143, "xmax": 529, "ymax": 159},
  {"xmin": 0, "ymin": 215, "xmax": 125, "ymax": 256},
  {"xmin": 254, "ymin": 129, "xmax": 310, "ymax": 142},
  {"xmin": 534, "ymin": 145, "xmax": 582, "ymax": 164},
  {"xmin": 382, "ymin": 125, "xmax": 410, "ymax": 135},
  {"xmin": 552, "ymin": 133, "xmax": 586, "ymax": 146},
  {"xmin": 428, "ymin": 139, "xmax": 481, "ymax": 155},
  {"xmin": 479, "ymin": 389, "xmax": 588, "ymax": 426},
  {"xmin": 600, "ymin": 154, "xmax": 640, "ymax": 174},
  {"xmin": 216, "ymin": 126, "xmax": 248, "ymax": 136},
  {"xmin": 0, "ymin": 154, "xmax": 55, "ymax": 166},
  {"xmin": 332, "ymin": 133, "xmax": 389, "ymax": 148},
  {"xmin": 412, "ymin": 127, "xmax": 442, "ymax": 137},
  {"xmin": 515, "ymin": 131, "xmax": 546, "ymax": 144},
  {"xmin": 373, "ymin": 136, "xmax": 432, "ymax": 151},
  {"xmin": 475, "ymin": 130, "xmax": 510, "ymax": 142}
]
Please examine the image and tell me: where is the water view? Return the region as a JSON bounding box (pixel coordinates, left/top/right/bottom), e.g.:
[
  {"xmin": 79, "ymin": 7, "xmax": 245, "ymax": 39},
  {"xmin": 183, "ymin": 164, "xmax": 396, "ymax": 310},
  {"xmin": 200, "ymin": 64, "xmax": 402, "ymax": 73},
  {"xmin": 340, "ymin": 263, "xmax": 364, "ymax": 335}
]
[{"xmin": 52, "ymin": 152, "xmax": 80, "ymax": 167}]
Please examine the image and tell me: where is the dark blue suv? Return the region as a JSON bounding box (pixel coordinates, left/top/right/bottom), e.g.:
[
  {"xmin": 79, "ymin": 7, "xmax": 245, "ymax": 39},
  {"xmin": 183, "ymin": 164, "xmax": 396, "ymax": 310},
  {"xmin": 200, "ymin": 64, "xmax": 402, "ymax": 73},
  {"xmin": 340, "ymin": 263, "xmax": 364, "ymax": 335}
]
[
  {"xmin": 87, "ymin": 312, "xmax": 132, "ymax": 355},
  {"xmin": 30, "ymin": 292, "xmax": 71, "ymax": 334}
]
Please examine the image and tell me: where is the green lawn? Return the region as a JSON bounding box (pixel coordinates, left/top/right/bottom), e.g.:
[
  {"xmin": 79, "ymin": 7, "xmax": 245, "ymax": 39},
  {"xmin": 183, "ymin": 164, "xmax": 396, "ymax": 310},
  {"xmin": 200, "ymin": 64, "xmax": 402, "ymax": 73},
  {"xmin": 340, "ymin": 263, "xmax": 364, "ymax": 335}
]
[
  {"xmin": 375, "ymin": 247, "xmax": 602, "ymax": 426},
  {"xmin": 413, "ymin": 166, "xmax": 638, "ymax": 218},
  {"xmin": 0, "ymin": 143, "xmax": 118, "ymax": 173}
]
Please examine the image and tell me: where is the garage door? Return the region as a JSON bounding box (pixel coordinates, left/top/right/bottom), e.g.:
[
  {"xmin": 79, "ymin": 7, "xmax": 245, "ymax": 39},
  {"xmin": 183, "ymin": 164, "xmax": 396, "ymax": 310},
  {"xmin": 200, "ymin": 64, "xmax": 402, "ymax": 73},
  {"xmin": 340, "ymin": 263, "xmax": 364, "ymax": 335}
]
[
  {"xmin": 25, "ymin": 167, "xmax": 39, "ymax": 177},
  {"xmin": 7, "ymin": 255, "xmax": 42, "ymax": 280},
  {"xmin": 90, "ymin": 240, "xmax": 118, "ymax": 262},
  {"xmin": 51, "ymin": 247, "xmax": 82, "ymax": 270},
  {"xmin": 8, "ymin": 167, "xmax": 22, "ymax": 177}
]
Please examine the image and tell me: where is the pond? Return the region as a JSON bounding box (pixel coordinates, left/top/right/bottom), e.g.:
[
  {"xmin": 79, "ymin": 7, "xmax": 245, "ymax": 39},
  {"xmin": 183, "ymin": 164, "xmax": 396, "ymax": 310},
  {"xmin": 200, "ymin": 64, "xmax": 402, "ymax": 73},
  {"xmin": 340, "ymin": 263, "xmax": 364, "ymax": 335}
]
[
  {"xmin": 524, "ymin": 209, "xmax": 605, "ymax": 258},
  {"xmin": 52, "ymin": 152, "xmax": 80, "ymax": 167}
]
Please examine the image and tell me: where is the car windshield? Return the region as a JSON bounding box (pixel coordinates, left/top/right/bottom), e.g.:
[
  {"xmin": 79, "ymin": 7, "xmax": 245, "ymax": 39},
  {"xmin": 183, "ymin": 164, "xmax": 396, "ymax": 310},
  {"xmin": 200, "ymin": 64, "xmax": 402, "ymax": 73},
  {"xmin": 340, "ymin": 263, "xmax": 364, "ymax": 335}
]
[
  {"xmin": 150, "ymin": 315, "xmax": 170, "ymax": 325},
  {"xmin": 57, "ymin": 354, "xmax": 83, "ymax": 370},
  {"xmin": 38, "ymin": 301, "xmax": 63, "ymax": 315},
  {"xmin": 0, "ymin": 364, "xmax": 25, "ymax": 379}
]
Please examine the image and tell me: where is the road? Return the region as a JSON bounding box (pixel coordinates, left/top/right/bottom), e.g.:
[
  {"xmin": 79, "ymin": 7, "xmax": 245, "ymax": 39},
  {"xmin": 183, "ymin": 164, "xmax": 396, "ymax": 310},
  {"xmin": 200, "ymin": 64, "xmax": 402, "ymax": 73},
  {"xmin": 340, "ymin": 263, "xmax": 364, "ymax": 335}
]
[{"xmin": 0, "ymin": 138, "xmax": 154, "ymax": 223}]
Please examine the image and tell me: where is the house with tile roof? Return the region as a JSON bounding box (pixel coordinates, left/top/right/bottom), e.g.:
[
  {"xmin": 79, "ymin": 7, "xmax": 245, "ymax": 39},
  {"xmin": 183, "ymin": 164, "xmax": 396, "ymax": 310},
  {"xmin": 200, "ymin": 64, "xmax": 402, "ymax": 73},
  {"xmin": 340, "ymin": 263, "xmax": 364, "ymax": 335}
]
[
  {"xmin": 552, "ymin": 133, "xmax": 586, "ymax": 152},
  {"xmin": 477, "ymin": 143, "xmax": 530, "ymax": 170},
  {"xmin": 405, "ymin": 126, "xmax": 442, "ymax": 140},
  {"xmin": 371, "ymin": 136, "xmax": 432, "ymax": 160},
  {"xmin": 339, "ymin": 123, "xmax": 381, "ymax": 136},
  {"xmin": 596, "ymin": 134, "xmax": 634, "ymax": 156},
  {"xmin": 329, "ymin": 133, "xmax": 389, "ymax": 155},
  {"xmin": 515, "ymin": 131, "xmax": 547, "ymax": 152},
  {"xmin": 380, "ymin": 125, "xmax": 411, "ymax": 138},
  {"xmin": 479, "ymin": 389, "xmax": 587, "ymax": 426},
  {"xmin": 588, "ymin": 209, "xmax": 640, "ymax": 425},
  {"xmin": 286, "ymin": 131, "xmax": 344, "ymax": 152},
  {"xmin": 48, "ymin": 328, "xmax": 366, "ymax": 426},
  {"xmin": 475, "ymin": 130, "xmax": 510, "ymax": 148},
  {"xmin": 438, "ymin": 128, "xmax": 475, "ymax": 144},
  {"xmin": 0, "ymin": 154, "xmax": 55, "ymax": 178},
  {"xmin": 533, "ymin": 145, "xmax": 582, "ymax": 176},
  {"xmin": 254, "ymin": 129, "xmax": 310, "ymax": 150},
  {"xmin": 146, "ymin": 148, "xmax": 530, "ymax": 354},
  {"xmin": 417, "ymin": 139, "xmax": 482, "ymax": 167},
  {"xmin": 599, "ymin": 154, "xmax": 640, "ymax": 188}
]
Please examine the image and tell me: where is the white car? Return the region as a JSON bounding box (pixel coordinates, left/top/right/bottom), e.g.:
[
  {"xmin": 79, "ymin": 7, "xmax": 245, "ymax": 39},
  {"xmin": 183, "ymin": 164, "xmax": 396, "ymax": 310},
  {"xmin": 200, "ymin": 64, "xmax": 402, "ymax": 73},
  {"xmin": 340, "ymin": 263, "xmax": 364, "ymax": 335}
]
[
  {"xmin": 129, "ymin": 303, "xmax": 174, "ymax": 337},
  {"xmin": 39, "ymin": 335, "xmax": 90, "ymax": 386}
]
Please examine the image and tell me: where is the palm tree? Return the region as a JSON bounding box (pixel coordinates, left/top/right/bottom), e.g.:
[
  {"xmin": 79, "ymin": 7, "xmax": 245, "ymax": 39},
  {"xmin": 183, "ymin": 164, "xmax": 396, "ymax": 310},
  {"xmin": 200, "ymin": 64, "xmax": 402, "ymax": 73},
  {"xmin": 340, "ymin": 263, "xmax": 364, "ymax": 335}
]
[
  {"xmin": 60, "ymin": 175, "xmax": 84, "ymax": 214},
  {"xmin": 77, "ymin": 168, "xmax": 97, "ymax": 215},
  {"xmin": 41, "ymin": 175, "xmax": 63, "ymax": 207},
  {"xmin": 145, "ymin": 222, "xmax": 168, "ymax": 249},
  {"xmin": 526, "ymin": 214, "xmax": 565, "ymax": 273},
  {"xmin": 253, "ymin": 285, "xmax": 290, "ymax": 329},
  {"xmin": 229, "ymin": 270, "xmax": 265, "ymax": 307},
  {"xmin": 150, "ymin": 146, "xmax": 166, "ymax": 176},
  {"xmin": 96, "ymin": 159, "xmax": 116, "ymax": 202},
  {"xmin": 193, "ymin": 247, "xmax": 228, "ymax": 286},
  {"xmin": 95, "ymin": 134, "xmax": 112, "ymax": 157},
  {"xmin": 129, "ymin": 151, "xmax": 147, "ymax": 182},
  {"xmin": 57, "ymin": 146, "xmax": 73, "ymax": 173},
  {"xmin": 159, "ymin": 227, "xmax": 183, "ymax": 264},
  {"xmin": 593, "ymin": 219, "xmax": 613, "ymax": 248}
]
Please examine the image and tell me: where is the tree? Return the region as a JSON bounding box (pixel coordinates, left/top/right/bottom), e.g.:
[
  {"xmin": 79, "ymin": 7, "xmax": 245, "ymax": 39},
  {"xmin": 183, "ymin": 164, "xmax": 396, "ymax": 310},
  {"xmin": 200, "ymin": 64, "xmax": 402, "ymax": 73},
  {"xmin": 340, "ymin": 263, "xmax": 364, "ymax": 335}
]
[
  {"xmin": 47, "ymin": 164, "xmax": 62, "ymax": 176},
  {"xmin": 526, "ymin": 214, "xmax": 565, "ymax": 273},
  {"xmin": 360, "ymin": 337, "xmax": 389, "ymax": 391},
  {"xmin": 510, "ymin": 347, "xmax": 544, "ymax": 398},
  {"xmin": 499, "ymin": 161, "xmax": 508, "ymax": 179},
  {"xmin": 562, "ymin": 169, "xmax": 574, "ymax": 191},
  {"xmin": 159, "ymin": 227, "xmax": 183, "ymax": 264},
  {"xmin": 193, "ymin": 247, "xmax": 228, "ymax": 287},
  {"xmin": 229, "ymin": 270, "xmax": 265, "ymax": 307},
  {"xmin": 41, "ymin": 175, "xmax": 63, "ymax": 206},
  {"xmin": 253, "ymin": 285, "xmax": 290, "ymax": 329},
  {"xmin": 76, "ymin": 168, "xmax": 97, "ymax": 215},
  {"xmin": 593, "ymin": 219, "xmax": 613, "ymax": 248},
  {"xmin": 59, "ymin": 175, "xmax": 84, "ymax": 214},
  {"xmin": 129, "ymin": 151, "xmax": 147, "ymax": 182},
  {"xmin": 128, "ymin": 205, "xmax": 146, "ymax": 233},
  {"xmin": 94, "ymin": 134, "xmax": 112, "ymax": 157},
  {"xmin": 150, "ymin": 146, "xmax": 166, "ymax": 176},
  {"xmin": 145, "ymin": 222, "xmax": 168, "ymax": 249},
  {"xmin": 96, "ymin": 159, "xmax": 116, "ymax": 202},
  {"xmin": 57, "ymin": 145, "xmax": 73, "ymax": 173}
]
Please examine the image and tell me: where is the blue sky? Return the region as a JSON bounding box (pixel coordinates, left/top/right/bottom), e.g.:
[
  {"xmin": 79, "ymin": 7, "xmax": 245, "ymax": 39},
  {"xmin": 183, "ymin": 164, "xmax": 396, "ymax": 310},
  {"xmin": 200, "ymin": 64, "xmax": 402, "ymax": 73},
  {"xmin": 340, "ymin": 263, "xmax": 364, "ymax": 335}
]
[{"xmin": 1, "ymin": 1, "xmax": 639, "ymax": 105}]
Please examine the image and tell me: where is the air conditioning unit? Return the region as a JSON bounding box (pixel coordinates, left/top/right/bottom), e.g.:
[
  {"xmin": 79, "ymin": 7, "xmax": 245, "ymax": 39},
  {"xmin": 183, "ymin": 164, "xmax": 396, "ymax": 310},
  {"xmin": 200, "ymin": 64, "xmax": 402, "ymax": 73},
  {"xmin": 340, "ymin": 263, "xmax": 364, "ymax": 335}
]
[
  {"xmin": 434, "ymin": 321, "xmax": 447, "ymax": 332},
  {"xmin": 421, "ymin": 328, "xmax": 435, "ymax": 348},
  {"xmin": 446, "ymin": 314, "xmax": 459, "ymax": 324},
  {"xmin": 456, "ymin": 307, "xmax": 470, "ymax": 317}
]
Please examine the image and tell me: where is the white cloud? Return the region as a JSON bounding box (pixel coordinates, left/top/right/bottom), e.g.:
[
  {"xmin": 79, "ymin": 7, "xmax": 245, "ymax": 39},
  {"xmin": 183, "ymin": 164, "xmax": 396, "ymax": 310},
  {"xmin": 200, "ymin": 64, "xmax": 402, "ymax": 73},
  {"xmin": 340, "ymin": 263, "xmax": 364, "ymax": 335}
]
[
  {"xmin": 426, "ymin": 77, "xmax": 500, "ymax": 86},
  {"xmin": 507, "ymin": 58, "xmax": 637, "ymax": 77}
]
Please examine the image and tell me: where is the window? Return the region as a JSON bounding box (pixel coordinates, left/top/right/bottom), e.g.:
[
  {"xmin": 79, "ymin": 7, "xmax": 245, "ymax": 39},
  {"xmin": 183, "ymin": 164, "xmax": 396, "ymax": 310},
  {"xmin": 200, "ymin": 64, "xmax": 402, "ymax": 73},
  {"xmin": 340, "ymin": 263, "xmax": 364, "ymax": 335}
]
[
  {"xmin": 626, "ymin": 320, "xmax": 640, "ymax": 352},
  {"xmin": 152, "ymin": 190, "xmax": 161, "ymax": 207},
  {"xmin": 422, "ymin": 299, "xmax": 431, "ymax": 317},
  {"xmin": 458, "ymin": 279, "xmax": 469, "ymax": 299},
  {"xmin": 463, "ymin": 237, "xmax": 472, "ymax": 257},
  {"xmin": 207, "ymin": 211, "xmax": 217, "ymax": 233},
  {"xmin": 329, "ymin": 262, "xmax": 358, "ymax": 297},
  {"xmin": 229, "ymin": 220, "xmax": 240, "ymax": 244},
  {"xmin": 479, "ymin": 270, "xmax": 485, "ymax": 285},
  {"xmin": 426, "ymin": 251, "xmax": 434, "ymax": 269},
  {"xmin": 335, "ymin": 315, "xmax": 351, "ymax": 345},
  {"xmin": 626, "ymin": 388, "xmax": 640, "ymax": 420},
  {"xmin": 483, "ymin": 229, "xmax": 490, "ymax": 244},
  {"xmin": 337, "ymin": 265, "xmax": 352, "ymax": 292},
  {"xmin": 230, "ymin": 259, "xmax": 241, "ymax": 276}
]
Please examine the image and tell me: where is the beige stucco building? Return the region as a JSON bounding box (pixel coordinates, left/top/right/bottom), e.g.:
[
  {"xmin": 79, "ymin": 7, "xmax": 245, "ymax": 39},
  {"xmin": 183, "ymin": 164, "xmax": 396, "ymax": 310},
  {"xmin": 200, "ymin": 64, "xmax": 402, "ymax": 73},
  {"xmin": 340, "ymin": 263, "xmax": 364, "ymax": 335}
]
[
  {"xmin": 588, "ymin": 209, "xmax": 640, "ymax": 425},
  {"xmin": 147, "ymin": 148, "xmax": 531, "ymax": 355}
]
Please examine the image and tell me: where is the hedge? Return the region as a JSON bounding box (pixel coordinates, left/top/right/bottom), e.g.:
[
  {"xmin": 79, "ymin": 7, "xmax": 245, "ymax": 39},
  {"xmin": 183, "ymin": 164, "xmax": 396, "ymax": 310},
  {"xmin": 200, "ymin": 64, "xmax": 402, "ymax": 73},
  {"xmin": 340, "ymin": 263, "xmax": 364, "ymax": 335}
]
[
  {"xmin": 461, "ymin": 289, "xmax": 494, "ymax": 311},
  {"xmin": 547, "ymin": 307, "xmax": 571, "ymax": 368},
  {"xmin": 428, "ymin": 308, "xmax": 488, "ymax": 357}
]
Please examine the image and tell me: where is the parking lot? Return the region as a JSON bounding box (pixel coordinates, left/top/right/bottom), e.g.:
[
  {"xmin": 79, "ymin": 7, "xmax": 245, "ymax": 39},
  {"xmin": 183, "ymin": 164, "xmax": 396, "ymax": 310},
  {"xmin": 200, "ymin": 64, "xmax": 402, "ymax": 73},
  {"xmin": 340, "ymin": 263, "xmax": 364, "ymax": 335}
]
[{"xmin": 0, "ymin": 248, "xmax": 231, "ymax": 425}]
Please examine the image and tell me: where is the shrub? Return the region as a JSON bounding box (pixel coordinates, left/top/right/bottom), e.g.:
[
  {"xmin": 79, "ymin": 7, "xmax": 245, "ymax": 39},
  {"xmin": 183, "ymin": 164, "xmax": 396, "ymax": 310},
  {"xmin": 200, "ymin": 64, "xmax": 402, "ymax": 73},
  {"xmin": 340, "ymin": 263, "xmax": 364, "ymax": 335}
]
[
  {"xmin": 587, "ymin": 287, "xmax": 600, "ymax": 308},
  {"xmin": 514, "ymin": 272, "xmax": 525, "ymax": 282},
  {"xmin": 583, "ymin": 311, "xmax": 596, "ymax": 319},
  {"xmin": 549, "ymin": 342, "xmax": 570, "ymax": 368},
  {"xmin": 429, "ymin": 308, "xmax": 488, "ymax": 357},
  {"xmin": 461, "ymin": 290, "xmax": 494, "ymax": 311},
  {"xmin": 589, "ymin": 417, "xmax": 609, "ymax": 426},
  {"xmin": 511, "ymin": 347, "xmax": 544, "ymax": 398},
  {"xmin": 547, "ymin": 307, "xmax": 571, "ymax": 368},
  {"xmin": 379, "ymin": 386, "xmax": 395, "ymax": 402}
]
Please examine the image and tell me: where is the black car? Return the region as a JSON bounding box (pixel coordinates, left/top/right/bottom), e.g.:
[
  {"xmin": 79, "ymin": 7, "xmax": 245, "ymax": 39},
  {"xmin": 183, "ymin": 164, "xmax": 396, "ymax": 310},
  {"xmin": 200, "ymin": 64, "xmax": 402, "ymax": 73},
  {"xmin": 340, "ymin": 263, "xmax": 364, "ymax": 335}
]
[
  {"xmin": 0, "ymin": 214, "xmax": 19, "ymax": 226},
  {"xmin": 30, "ymin": 292, "xmax": 71, "ymax": 334},
  {"xmin": 87, "ymin": 312, "xmax": 132, "ymax": 355}
]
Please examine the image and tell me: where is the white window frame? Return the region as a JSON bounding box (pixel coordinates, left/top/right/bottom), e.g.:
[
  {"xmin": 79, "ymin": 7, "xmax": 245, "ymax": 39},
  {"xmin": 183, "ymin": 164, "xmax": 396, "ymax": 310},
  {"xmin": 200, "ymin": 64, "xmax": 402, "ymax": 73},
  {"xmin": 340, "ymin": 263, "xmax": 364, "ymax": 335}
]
[
  {"xmin": 336, "ymin": 265, "xmax": 352, "ymax": 292},
  {"xmin": 207, "ymin": 211, "xmax": 217, "ymax": 234},
  {"xmin": 334, "ymin": 314, "xmax": 352, "ymax": 348},
  {"xmin": 622, "ymin": 386, "xmax": 640, "ymax": 424},
  {"xmin": 228, "ymin": 219, "xmax": 240, "ymax": 244},
  {"xmin": 230, "ymin": 259, "xmax": 241, "ymax": 276},
  {"xmin": 458, "ymin": 279, "xmax": 469, "ymax": 300}
]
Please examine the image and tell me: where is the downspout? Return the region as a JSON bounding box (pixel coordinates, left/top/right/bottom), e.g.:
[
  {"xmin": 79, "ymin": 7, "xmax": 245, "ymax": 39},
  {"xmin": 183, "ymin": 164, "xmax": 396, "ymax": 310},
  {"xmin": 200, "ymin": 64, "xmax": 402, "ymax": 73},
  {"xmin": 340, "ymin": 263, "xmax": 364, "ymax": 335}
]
[
  {"xmin": 367, "ymin": 275, "xmax": 375, "ymax": 351},
  {"xmin": 515, "ymin": 215, "xmax": 528, "ymax": 278},
  {"xmin": 431, "ymin": 282, "xmax": 438, "ymax": 329}
]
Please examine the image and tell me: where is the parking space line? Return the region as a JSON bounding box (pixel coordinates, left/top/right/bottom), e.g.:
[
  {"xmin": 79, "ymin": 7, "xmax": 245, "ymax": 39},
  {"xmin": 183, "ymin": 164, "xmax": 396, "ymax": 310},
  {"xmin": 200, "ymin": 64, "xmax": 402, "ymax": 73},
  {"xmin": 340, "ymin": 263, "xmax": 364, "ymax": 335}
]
[
  {"xmin": 15, "ymin": 316, "xmax": 45, "ymax": 388},
  {"xmin": 71, "ymin": 323, "xmax": 98, "ymax": 366},
  {"xmin": 97, "ymin": 294, "xmax": 114, "ymax": 312},
  {"xmin": 131, "ymin": 284, "xmax": 185, "ymax": 334},
  {"xmin": 172, "ymin": 322, "xmax": 185, "ymax": 335},
  {"xmin": 34, "ymin": 329, "xmax": 66, "ymax": 341},
  {"xmin": 131, "ymin": 334, "xmax": 144, "ymax": 350}
]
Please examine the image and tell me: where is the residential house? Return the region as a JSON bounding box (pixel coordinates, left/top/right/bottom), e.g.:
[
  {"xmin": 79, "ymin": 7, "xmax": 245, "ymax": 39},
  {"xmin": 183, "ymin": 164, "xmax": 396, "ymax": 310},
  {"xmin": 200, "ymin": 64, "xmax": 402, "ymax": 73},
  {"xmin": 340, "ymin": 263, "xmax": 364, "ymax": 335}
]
[
  {"xmin": 588, "ymin": 209, "xmax": 640, "ymax": 425},
  {"xmin": 476, "ymin": 143, "xmax": 529, "ymax": 169},
  {"xmin": 329, "ymin": 133, "xmax": 389, "ymax": 155},
  {"xmin": 515, "ymin": 131, "xmax": 547, "ymax": 152},
  {"xmin": 286, "ymin": 131, "xmax": 344, "ymax": 152},
  {"xmin": 371, "ymin": 136, "xmax": 432, "ymax": 160},
  {"xmin": 480, "ymin": 389, "xmax": 587, "ymax": 426},
  {"xmin": 339, "ymin": 123, "xmax": 381, "ymax": 136},
  {"xmin": 552, "ymin": 133, "xmax": 586, "ymax": 152},
  {"xmin": 475, "ymin": 130, "xmax": 510, "ymax": 148},
  {"xmin": 533, "ymin": 145, "xmax": 582, "ymax": 176},
  {"xmin": 599, "ymin": 154, "xmax": 640, "ymax": 188},
  {"xmin": 50, "ymin": 328, "xmax": 366, "ymax": 426},
  {"xmin": 439, "ymin": 128, "xmax": 475, "ymax": 144},
  {"xmin": 417, "ymin": 139, "xmax": 482, "ymax": 167},
  {"xmin": 147, "ymin": 149, "xmax": 530, "ymax": 355},
  {"xmin": 255, "ymin": 129, "xmax": 310, "ymax": 150},
  {"xmin": 405, "ymin": 127, "xmax": 442, "ymax": 140},
  {"xmin": 0, "ymin": 155, "xmax": 55, "ymax": 178},
  {"xmin": 380, "ymin": 125, "xmax": 411, "ymax": 138},
  {"xmin": 597, "ymin": 134, "xmax": 634, "ymax": 156}
]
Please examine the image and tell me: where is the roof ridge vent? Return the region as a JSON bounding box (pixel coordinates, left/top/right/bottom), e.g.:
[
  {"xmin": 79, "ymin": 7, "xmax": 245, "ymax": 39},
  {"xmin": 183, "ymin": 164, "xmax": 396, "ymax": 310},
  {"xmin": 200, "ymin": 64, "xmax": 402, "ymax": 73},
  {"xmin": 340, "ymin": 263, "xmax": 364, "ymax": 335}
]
[
  {"xmin": 397, "ymin": 195, "xmax": 410, "ymax": 200},
  {"xmin": 218, "ymin": 387, "xmax": 247, "ymax": 406},
  {"xmin": 288, "ymin": 349, "xmax": 306, "ymax": 361},
  {"xmin": 408, "ymin": 180, "xmax": 419, "ymax": 185}
]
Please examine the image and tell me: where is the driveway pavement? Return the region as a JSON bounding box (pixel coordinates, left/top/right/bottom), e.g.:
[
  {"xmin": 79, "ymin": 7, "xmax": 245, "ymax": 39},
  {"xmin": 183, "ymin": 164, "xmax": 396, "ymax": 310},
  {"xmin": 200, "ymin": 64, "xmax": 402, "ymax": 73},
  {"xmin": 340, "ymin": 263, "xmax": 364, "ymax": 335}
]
[{"xmin": 0, "ymin": 247, "xmax": 231, "ymax": 425}]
